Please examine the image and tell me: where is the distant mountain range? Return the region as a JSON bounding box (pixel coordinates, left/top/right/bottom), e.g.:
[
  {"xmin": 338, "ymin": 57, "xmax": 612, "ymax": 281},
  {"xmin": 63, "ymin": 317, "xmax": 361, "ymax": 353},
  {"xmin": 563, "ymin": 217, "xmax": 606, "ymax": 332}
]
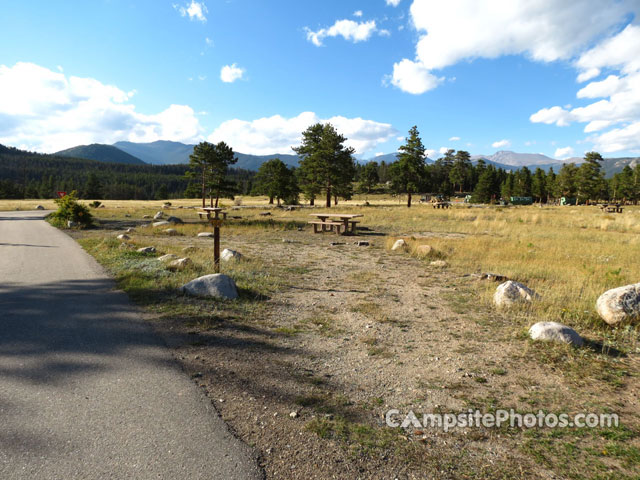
[
  {"xmin": 53, "ymin": 142, "xmax": 639, "ymax": 178},
  {"xmin": 56, "ymin": 144, "xmax": 146, "ymax": 165}
]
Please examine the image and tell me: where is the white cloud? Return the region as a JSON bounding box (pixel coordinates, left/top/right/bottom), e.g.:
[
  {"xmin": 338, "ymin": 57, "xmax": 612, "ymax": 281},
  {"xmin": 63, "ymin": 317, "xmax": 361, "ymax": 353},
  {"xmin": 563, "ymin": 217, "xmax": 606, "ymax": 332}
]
[
  {"xmin": 438, "ymin": 147, "xmax": 449, "ymax": 154},
  {"xmin": 354, "ymin": 10, "xmax": 363, "ymax": 17},
  {"xmin": 448, "ymin": 136, "xmax": 460, "ymax": 141},
  {"xmin": 386, "ymin": 0, "xmax": 401, "ymax": 6},
  {"xmin": 554, "ymin": 146, "xmax": 575, "ymax": 159},
  {"xmin": 173, "ymin": 1, "xmax": 207, "ymax": 22},
  {"xmin": 390, "ymin": 59, "xmax": 443, "ymax": 94},
  {"xmin": 530, "ymin": 20, "xmax": 640, "ymax": 152},
  {"xmin": 205, "ymin": 37, "xmax": 213, "ymax": 46},
  {"xmin": 0, "ymin": 62, "xmax": 202, "ymax": 152},
  {"xmin": 425, "ymin": 148, "xmax": 436, "ymax": 158},
  {"xmin": 389, "ymin": 0, "xmax": 634, "ymax": 94},
  {"xmin": 208, "ymin": 112, "xmax": 397, "ymax": 155},
  {"xmin": 220, "ymin": 63, "xmax": 245, "ymax": 83},
  {"xmin": 305, "ymin": 19, "xmax": 381, "ymax": 46},
  {"xmin": 375, "ymin": 152, "xmax": 384, "ymax": 157},
  {"xmin": 492, "ymin": 139, "xmax": 511, "ymax": 149}
]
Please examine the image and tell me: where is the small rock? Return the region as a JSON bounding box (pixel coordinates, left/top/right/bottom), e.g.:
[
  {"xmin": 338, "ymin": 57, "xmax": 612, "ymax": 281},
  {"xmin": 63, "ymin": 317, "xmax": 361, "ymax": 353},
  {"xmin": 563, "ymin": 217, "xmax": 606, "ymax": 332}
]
[
  {"xmin": 158, "ymin": 254, "xmax": 178, "ymax": 262},
  {"xmin": 164, "ymin": 228, "xmax": 178, "ymax": 236},
  {"xmin": 493, "ymin": 281, "xmax": 539, "ymax": 307},
  {"xmin": 153, "ymin": 211, "xmax": 164, "ymax": 220},
  {"xmin": 415, "ymin": 244, "xmax": 433, "ymax": 256},
  {"xmin": 35, "ymin": 205, "xmax": 45, "ymax": 210},
  {"xmin": 259, "ymin": 212, "xmax": 271, "ymax": 216},
  {"xmin": 137, "ymin": 246, "xmax": 156, "ymax": 254},
  {"xmin": 117, "ymin": 234, "xmax": 130, "ymax": 241},
  {"xmin": 282, "ymin": 239, "xmax": 293, "ymax": 243},
  {"xmin": 221, "ymin": 249, "xmax": 243, "ymax": 262},
  {"xmin": 152, "ymin": 221, "xmax": 170, "ymax": 227},
  {"xmin": 119, "ymin": 242, "xmax": 134, "ymax": 250},
  {"xmin": 124, "ymin": 214, "xmax": 131, "ymax": 218},
  {"xmin": 180, "ymin": 274, "xmax": 239, "ymax": 299},
  {"xmin": 67, "ymin": 220, "xmax": 78, "ymax": 228},
  {"xmin": 430, "ymin": 260, "xmax": 447, "ymax": 267},
  {"xmin": 197, "ymin": 232, "xmax": 214, "ymax": 238},
  {"xmin": 391, "ymin": 239, "xmax": 407, "ymax": 251},
  {"xmin": 289, "ymin": 411, "xmax": 299, "ymax": 418},
  {"xmin": 596, "ymin": 283, "xmax": 640, "ymax": 325},
  {"xmin": 182, "ymin": 246, "xmax": 197, "ymax": 253},
  {"xmin": 125, "ymin": 228, "xmax": 135, "ymax": 233},
  {"xmin": 168, "ymin": 257, "xmax": 192, "ymax": 271},
  {"xmin": 356, "ymin": 241, "xmax": 370, "ymax": 247},
  {"xmin": 529, "ymin": 322, "xmax": 583, "ymax": 346},
  {"xmin": 166, "ymin": 216, "xmax": 183, "ymax": 224},
  {"xmin": 329, "ymin": 242, "xmax": 345, "ymax": 246},
  {"xmin": 142, "ymin": 215, "xmax": 151, "ymax": 219}
]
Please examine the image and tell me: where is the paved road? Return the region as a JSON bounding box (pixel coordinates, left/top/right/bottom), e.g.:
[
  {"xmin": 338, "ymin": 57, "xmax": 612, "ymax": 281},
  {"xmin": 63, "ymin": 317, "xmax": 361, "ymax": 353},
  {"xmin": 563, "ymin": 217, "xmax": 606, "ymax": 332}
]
[{"xmin": 0, "ymin": 211, "xmax": 262, "ymax": 480}]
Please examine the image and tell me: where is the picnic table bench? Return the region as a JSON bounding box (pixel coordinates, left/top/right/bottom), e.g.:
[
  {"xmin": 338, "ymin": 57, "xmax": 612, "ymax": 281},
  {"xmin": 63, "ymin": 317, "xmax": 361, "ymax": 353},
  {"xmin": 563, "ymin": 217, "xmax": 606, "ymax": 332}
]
[
  {"xmin": 432, "ymin": 201, "xmax": 451, "ymax": 209},
  {"xmin": 308, "ymin": 213, "xmax": 363, "ymax": 234},
  {"xmin": 197, "ymin": 209, "xmax": 227, "ymax": 220},
  {"xmin": 599, "ymin": 204, "xmax": 624, "ymax": 213}
]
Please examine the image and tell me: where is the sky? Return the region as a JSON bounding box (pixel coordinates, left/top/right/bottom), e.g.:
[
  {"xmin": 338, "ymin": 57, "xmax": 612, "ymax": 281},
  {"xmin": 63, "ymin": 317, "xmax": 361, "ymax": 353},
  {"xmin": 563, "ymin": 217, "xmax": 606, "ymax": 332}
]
[{"xmin": 1, "ymin": 0, "xmax": 639, "ymax": 160}]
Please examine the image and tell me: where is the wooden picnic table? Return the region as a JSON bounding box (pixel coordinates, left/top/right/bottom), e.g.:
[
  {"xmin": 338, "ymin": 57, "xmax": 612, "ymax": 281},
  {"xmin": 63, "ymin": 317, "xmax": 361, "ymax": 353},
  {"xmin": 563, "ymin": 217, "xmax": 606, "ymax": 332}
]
[
  {"xmin": 308, "ymin": 213, "xmax": 363, "ymax": 234},
  {"xmin": 599, "ymin": 204, "xmax": 624, "ymax": 213}
]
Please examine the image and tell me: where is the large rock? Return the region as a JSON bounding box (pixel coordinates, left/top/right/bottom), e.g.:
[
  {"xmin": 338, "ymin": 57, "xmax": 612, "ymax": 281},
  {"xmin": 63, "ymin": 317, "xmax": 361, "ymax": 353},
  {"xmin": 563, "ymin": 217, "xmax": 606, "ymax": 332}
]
[
  {"xmin": 528, "ymin": 322, "xmax": 583, "ymax": 346},
  {"xmin": 137, "ymin": 246, "xmax": 156, "ymax": 254},
  {"xmin": 117, "ymin": 234, "xmax": 130, "ymax": 241},
  {"xmin": 164, "ymin": 228, "xmax": 178, "ymax": 236},
  {"xmin": 596, "ymin": 283, "xmax": 640, "ymax": 325},
  {"xmin": 493, "ymin": 281, "xmax": 539, "ymax": 307},
  {"xmin": 152, "ymin": 221, "xmax": 170, "ymax": 227},
  {"xmin": 221, "ymin": 248, "xmax": 243, "ymax": 262},
  {"xmin": 198, "ymin": 232, "xmax": 214, "ymax": 238},
  {"xmin": 153, "ymin": 211, "xmax": 164, "ymax": 220},
  {"xmin": 158, "ymin": 254, "xmax": 178, "ymax": 262},
  {"xmin": 391, "ymin": 239, "xmax": 407, "ymax": 251},
  {"xmin": 180, "ymin": 274, "xmax": 239, "ymax": 299},
  {"xmin": 166, "ymin": 216, "xmax": 183, "ymax": 224},
  {"xmin": 35, "ymin": 205, "xmax": 45, "ymax": 210}
]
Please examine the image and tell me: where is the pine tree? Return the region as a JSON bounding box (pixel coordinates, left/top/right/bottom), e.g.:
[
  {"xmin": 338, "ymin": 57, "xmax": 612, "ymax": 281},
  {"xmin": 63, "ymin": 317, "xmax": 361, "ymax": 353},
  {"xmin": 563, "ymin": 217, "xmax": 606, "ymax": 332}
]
[
  {"xmin": 576, "ymin": 151, "xmax": 605, "ymax": 204},
  {"xmin": 389, "ymin": 126, "xmax": 427, "ymax": 207},
  {"xmin": 293, "ymin": 123, "xmax": 355, "ymax": 207},
  {"xmin": 253, "ymin": 158, "xmax": 299, "ymax": 205},
  {"xmin": 449, "ymin": 150, "xmax": 472, "ymax": 193},
  {"xmin": 359, "ymin": 161, "xmax": 379, "ymax": 193}
]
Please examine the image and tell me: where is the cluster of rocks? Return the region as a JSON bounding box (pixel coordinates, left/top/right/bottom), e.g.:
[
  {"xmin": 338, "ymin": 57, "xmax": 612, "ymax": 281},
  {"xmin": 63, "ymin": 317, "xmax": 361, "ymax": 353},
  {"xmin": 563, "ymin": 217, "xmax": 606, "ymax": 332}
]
[
  {"xmin": 491, "ymin": 279, "xmax": 640, "ymax": 348},
  {"xmin": 158, "ymin": 254, "xmax": 192, "ymax": 271}
]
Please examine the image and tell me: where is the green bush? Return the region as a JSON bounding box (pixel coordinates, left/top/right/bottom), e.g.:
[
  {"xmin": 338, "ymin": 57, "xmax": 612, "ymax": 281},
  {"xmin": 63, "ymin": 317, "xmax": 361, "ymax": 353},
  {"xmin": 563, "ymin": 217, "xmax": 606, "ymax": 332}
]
[{"xmin": 49, "ymin": 191, "xmax": 93, "ymax": 228}]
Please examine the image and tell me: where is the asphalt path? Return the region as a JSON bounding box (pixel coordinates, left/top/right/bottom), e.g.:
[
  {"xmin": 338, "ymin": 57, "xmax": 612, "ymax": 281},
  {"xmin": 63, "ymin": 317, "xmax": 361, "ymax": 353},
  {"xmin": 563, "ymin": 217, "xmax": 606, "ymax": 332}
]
[{"xmin": 0, "ymin": 210, "xmax": 262, "ymax": 479}]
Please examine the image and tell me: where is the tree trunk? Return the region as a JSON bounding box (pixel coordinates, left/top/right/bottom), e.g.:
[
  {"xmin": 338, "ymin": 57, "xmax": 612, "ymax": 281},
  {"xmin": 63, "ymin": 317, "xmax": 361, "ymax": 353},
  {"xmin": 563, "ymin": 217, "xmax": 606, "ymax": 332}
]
[
  {"xmin": 407, "ymin": 192, "xmax": 412, "ymax": 208},
  {"xmin": 269, "ymin": 196, "xmax": 274, "ymax": 204},
  {"xmin": 310, "ymin": 197, "xmax": 315, "ymax": 206},
  {"xmin": 326, "ymin": 185, "xmax": 331, "ymax": 208},
  {"xmin": 201, "ymin": 171, "xmax": 206, "ymax": 208},
  {"xmin": 277, "ymin": 197, "xmax": 281, "ymax": 206},
  {"xmin": 334, "ymin": 195, "xmax": 338, "ymax": 206}
]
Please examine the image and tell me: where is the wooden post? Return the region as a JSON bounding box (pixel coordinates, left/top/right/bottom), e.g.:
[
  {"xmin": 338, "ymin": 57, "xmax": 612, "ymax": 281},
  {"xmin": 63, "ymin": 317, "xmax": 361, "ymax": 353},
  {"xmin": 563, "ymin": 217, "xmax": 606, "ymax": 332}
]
[{"xmin": 213, "ymin": 210, "xmax": 220, "ymax": 273}]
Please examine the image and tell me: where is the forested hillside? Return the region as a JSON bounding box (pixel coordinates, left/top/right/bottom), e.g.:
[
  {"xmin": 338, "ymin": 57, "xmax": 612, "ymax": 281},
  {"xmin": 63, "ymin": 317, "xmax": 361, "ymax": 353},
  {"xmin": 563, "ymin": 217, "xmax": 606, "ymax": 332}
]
[{"xmin": 0, "ymin": 145, "xmax": 254, "ymax": 200}]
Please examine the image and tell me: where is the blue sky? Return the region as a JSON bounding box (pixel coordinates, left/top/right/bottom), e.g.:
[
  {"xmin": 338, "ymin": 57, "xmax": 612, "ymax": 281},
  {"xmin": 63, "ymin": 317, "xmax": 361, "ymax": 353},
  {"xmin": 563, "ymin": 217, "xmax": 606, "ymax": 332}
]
[{"xmin": 1, "ymin": 0, "xmax": 639, "ymax": 160}]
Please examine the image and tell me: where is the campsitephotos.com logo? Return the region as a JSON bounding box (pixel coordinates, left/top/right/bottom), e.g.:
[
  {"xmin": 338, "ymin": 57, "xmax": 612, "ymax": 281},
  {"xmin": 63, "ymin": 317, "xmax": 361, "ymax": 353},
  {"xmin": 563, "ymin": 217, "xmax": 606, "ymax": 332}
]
[{"xmin": 385, "ymin": 409, "xmax": 619, "ymax": 433}]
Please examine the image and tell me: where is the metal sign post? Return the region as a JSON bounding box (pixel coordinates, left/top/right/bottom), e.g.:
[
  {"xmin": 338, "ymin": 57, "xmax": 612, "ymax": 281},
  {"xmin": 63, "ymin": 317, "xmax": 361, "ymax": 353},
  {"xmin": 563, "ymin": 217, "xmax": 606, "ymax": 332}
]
[{"xmin": 200, "ymin": 208, "xmax": 224, "ymax": 273}]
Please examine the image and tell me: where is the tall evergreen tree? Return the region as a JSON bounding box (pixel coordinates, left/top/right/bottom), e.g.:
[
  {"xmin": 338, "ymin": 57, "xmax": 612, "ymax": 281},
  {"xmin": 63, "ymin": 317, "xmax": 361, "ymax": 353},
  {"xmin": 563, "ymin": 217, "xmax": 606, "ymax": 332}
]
[
  {"xmin": 253, "ymin": 158, "xmax": 299, "ymax": 205},
  {"xmin": 293, "ymin": 123, "xmax": 355, "ymax": 208},
  {"xmin": 389, "ymin": 126, "xmax": 427, "ymax": 207},
  {"xmin": 449, "ymin": 150, "xmax": 472, "ymax": 193},
  {"xmin": 359, "ymin": 161, "xmax": 379, "ymax": 193},
  {"xmin": 576, "ymin": 151, "xmax": 605, "ymax": 204}
]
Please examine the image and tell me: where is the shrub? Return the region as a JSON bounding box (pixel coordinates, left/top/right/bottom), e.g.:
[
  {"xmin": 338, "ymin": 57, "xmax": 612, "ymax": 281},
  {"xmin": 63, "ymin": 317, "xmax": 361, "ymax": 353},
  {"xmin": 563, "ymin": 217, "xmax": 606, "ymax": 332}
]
[{"xmin": 49, "ymin": 191, "xmax": 93, "ymax": 228}]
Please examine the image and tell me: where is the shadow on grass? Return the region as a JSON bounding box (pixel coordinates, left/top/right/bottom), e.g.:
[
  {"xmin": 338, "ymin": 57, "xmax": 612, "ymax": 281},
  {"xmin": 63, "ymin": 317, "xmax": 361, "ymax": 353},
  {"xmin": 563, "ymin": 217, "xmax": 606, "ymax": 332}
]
[{"xmin": 583, "ymin": 338, "xmax": 627, "ymax": 358}]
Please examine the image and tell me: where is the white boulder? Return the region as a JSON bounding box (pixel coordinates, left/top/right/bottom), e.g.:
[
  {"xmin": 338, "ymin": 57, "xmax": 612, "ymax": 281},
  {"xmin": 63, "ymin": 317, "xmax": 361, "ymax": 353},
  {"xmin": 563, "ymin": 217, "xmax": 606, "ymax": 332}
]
[
  {"xmin": 493, "ymin": 281, "xmax": 539, "ymax": 307},
  {"xmin": 391, "ymin": 239, "xmax": 407, "ymax": 251},
  {"xmin": 180, "ymin": 274, "xmax": 239, "ymax": 299},
  {"xmin": 198, "ymin": 232, "xmax": 214, "ymax": 238},
  {"xmin": 158, "ymin": 254, "xmax": 178, "ymax": 262},
  {"xmin": 596, "ymin": 283, "xmax": 640, "ymax": 326},
  {"xmin": 528, "ymin": 322, "xmax": 583, "ymax": 347},
  {"xmin": 221, "ymin": 249, "xmax": 243, "ymax": 262},
  {"xmin": 117, "ymin": 234, "xmax": 130, "ymax": 241},
  {"xmin": 152, "ymin": 221, "xmax": 170, "ymax": 227},
  {"xmin": 153, "ymin": 211, "xmax": 164, "ymax": 220},
  {"xmin": 137, "ymin": 246, "xmax": 156, "ymax": 254}
]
